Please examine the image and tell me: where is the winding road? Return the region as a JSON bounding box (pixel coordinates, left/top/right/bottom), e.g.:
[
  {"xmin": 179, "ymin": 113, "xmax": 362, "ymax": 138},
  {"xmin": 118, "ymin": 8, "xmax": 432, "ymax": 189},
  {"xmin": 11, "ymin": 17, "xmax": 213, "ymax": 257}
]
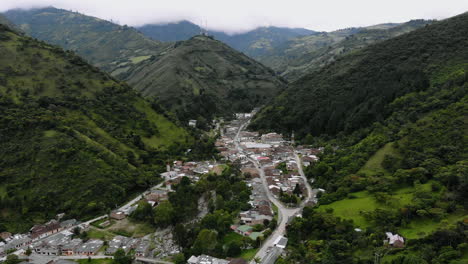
[{"xmin": 233, "ymin": 116, "xmax": 316, "ymax": 263}]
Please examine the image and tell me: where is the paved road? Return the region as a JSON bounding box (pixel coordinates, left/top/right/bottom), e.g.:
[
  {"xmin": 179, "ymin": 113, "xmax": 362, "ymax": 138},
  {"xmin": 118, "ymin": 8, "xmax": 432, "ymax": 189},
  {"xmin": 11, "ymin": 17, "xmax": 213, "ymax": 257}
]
[
  {"xmin": 1, "ymin": 182, "xmax": 166, "ymax": 262},
  {"xmin": 136, "ymin": 257, "xmax": 173, "ymax": 264},
  {"xmin": 232, "ymin": 117, "xmax": 314, "ymax": 263}
]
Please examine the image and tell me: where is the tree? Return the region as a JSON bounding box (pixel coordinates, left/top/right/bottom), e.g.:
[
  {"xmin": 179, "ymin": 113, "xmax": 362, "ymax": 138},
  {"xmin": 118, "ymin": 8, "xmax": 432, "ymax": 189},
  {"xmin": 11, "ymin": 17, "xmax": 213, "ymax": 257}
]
[
  {"xmin": 226, "ymin": 241, "xmax": 241, "ymax": 257},
  {"xmin": 293, "ymin": 184, "xmax": 302, "ymax": 196},
  {"xmin": 131, "ymin": 201, "xmax": 153, "ymax": 221},
  {"xmin": 153, "ymin": 200, "xmax": 174, "ymax": 227},
  {"xmin": 25, "ymin": 248, "xmax": 32, "ymax": 256},
  {"xmin": 113, "ymin": 248, "xmax": 133, "ymax": 264},
  {"xmin": 192, "ymin": 229, "xmax": 218, "ymax": 254},
  {"xmin": 4, "ymin": 254, "xmax": 20, "ymax": 264},
  {"xmin": 173, "ymin": 253, "xmax": 186, "ymax": 264}
]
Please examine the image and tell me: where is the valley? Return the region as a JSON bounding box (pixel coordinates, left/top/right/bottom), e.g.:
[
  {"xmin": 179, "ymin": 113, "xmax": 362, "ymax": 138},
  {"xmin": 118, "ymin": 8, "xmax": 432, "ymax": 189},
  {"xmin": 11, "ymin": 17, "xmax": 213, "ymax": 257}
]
[
  {"xmin": 0, "ymin": 4, "xmax": 467, "ymax": 264},
  {"xmin": 0, "ymin": 111, "xmax": 319, "ymax": 264}
]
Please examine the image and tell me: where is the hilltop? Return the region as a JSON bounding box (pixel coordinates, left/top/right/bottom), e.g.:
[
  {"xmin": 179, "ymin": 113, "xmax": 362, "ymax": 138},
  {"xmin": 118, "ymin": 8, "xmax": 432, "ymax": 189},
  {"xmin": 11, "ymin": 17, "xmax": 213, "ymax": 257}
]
[
  {"xmin": 258, "ymin": 19, "xmax": 433, "ymax": 80},
  {"xmin": 256, "ymin": 13, "xmax": 468, "ymax": 263},
  {"xmin": 119, "ymin": 35, "xmax": 286, "ymax": 125},
  {"xmin": 4, "ymin": 7, "xmax": 164, "ymax": 75},
  {"xmin": 0, "ymin": 24, "xmax": 191, "ymax": 232},
  {"xmin": 250, "ymin": 13, "xmax": 467, "ymax": 137},
  {"xmin": 138, "ymin": 21, "xmax": 317, "ymax": 57}
]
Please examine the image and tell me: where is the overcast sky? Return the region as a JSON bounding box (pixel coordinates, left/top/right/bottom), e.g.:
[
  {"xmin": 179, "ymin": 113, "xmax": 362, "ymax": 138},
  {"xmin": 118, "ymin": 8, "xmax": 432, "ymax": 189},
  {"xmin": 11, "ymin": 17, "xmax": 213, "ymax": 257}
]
[{"xmin": 1, "ymin": 0, "xmax": 468, "ymax": 33}]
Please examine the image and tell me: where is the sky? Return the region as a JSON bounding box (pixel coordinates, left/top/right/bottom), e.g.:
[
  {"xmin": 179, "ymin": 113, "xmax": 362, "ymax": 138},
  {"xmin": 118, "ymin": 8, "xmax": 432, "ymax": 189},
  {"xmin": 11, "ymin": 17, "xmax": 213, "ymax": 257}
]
[{"xmin": 1, "ymin": 0, "xmax": 468, "ymax": 33}]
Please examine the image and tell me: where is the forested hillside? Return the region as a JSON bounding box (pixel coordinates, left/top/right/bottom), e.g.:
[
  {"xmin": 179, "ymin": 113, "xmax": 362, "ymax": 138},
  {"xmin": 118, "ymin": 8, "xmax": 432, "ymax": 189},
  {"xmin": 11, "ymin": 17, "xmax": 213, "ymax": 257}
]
[
  {"xmin": 0, "ymin": 24, "xmax": 193, "ymax": 233},
  {"xmin": 263, "ymin": 13, "xmax": 468, "ymax": 264},
  {"xmin": 4, "ymin": 7, "xmax": 164, "ymax": 75},
  {"xmin": 138, "ymin": 21, "xmax": 317, "ymax": 57},
  {"xmin": 120, "ymin": 35, "xmax": 286, "ymax": 126},
  {"xmin": 250, "ymin": 13, "xmax": 468, "ymax": 137},
  {"xmin": 258, "ymin": 20, "xmax": 432, "ymax": 80}
]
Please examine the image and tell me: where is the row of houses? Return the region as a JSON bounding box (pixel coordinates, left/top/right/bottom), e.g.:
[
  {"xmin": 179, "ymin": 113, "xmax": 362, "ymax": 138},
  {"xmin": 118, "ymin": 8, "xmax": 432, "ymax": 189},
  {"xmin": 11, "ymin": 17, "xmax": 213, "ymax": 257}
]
[
  {"xmin": 105, "ymin": 236, "xmax": 151, "ymax": 257},
  {"xmin": 188, "ymin": 254, "xmax": 248, "ymax": 264},
  {"xmin": 0, "ymin": 218, "xmax": 81, "ymax": 257}
]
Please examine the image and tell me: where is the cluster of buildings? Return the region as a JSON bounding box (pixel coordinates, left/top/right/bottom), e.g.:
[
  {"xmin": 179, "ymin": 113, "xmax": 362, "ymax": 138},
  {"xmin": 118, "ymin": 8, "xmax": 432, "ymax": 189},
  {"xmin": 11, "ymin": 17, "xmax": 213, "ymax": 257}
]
[
  {"xmin": 160, "ymin": 160, "xmax": 222, "ymax": 187},
  {"xmin": 0, "ymin": 217, "xmax": 88, "ymax": 258},
  {"xmin": 188, "ymin": 254, "xmax": 248, "ymax": 264},
  {"xmin": 385, "ymin": 232, "xmax": 405, "ymax": 248}
]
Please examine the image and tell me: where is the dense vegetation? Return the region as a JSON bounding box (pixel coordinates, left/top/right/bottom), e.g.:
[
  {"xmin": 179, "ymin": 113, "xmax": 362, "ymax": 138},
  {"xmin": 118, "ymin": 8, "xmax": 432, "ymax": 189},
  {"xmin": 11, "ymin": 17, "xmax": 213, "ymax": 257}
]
[
  {"xmin": 250, "ymin": 13, "xmax": 468, "ymax": 137},
  {"xmin": 4, "ymin": 7, "xmax": 164, "ymax": 76},
  {"xmin": 130, "ymin": 164, "xmax": 257, "ymax": 261},
  {"xmin": 120, "ymin": 35, "xmax": 286, "ymax": 126},
  {"xmin": 266, "ymin": 12, "xmax": 468, "ymax": 263},
  {"xmin": 258, "ymin": 20, "xmax": 432, "ymax": 81},
  {"xmin": 0, "ymin": 24, "xmax": 193, "ymax": 233},
  {"xmin": 138, "ymin": 21, "xmax": 317, "ymax": 57}
]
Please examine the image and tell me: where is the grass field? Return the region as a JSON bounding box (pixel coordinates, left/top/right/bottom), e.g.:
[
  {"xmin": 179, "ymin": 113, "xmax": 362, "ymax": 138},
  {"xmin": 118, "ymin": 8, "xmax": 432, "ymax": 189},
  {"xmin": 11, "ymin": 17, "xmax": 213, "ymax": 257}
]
[
  {"xmin": 223, "ymin": 232, "xmax": 244, "ymax": 244},
  {"xmin": 77, "ymin": 258, "xmax": 113, "ymax": 264},
  {"xmin": 399, "ymin": 213, "xmax": 468, "ymax": 239},
  {"xmin": 358, "ymin": 142, "xmax": 400, "ymax": 176},
  {"xmin": 317, "ymin": 184, "xmax": 431, "ymax": 228},
  {"xmin": 240, "ymin": 248, "xmax": 258, "ymax": 260},
  {"xmin": 87, "ymin": 228, "xmax": 115, "ymax": 241},
  {"xmin": 222, "ymin": 232, "xmax": 258, "ymax": 260}
]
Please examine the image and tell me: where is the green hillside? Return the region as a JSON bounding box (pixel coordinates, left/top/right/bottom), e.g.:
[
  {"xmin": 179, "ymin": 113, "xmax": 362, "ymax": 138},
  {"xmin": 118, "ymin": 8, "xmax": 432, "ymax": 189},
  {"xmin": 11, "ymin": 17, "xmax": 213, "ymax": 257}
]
[
  {"xmin": 268, "ymin": 13, "xmax": 467, "ymax": 264},
  {"xmin": 258, "ymin": 20, "xmax": 432, "ymax": 81},
  {"xmin": 137, "ymin": 21, "xmax": 317, "ymax": 57},
  {"xmin": 120, "ymin": 35, "xmax": 286, "ymax": 125},
  {"xmin": 4, "ymin": 7, "xmax": 164, "ymax": 75},
  {"xmin": 250, "ymin": 13, "xmax": 468, "ymax": 137},
  {"xmin": 0, "ymin": 24, "xmax": 191, "ymax": 232}
]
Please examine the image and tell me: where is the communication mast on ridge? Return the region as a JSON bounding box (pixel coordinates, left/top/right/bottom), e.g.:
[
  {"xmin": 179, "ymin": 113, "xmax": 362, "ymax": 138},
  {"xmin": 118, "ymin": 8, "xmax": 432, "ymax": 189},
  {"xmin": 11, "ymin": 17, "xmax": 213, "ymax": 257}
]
[{"xmin": 200, "ymin": 19, "xmax": 209, "ymax": 36}]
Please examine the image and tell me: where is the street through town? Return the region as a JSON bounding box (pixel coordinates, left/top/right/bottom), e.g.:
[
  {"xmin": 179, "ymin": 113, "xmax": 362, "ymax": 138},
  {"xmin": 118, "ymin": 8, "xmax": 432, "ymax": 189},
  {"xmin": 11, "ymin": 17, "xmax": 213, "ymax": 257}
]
[{"xmin": 232, "ymin": 115, "xmax": 316, "ymax": 263}]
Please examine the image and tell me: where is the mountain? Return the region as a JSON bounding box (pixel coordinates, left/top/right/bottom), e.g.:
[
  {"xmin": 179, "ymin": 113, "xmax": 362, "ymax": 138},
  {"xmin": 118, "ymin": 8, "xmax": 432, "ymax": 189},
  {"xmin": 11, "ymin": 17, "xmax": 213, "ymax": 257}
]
[
  {"xmin": 119, "ymin": 35, "xmax": 286, "ymax": 126},
  {"xmin": 138, "ymin": 20, "xmax": 202, "ymax": 42},
  {"xmin": 258, "ymin": 20, "xmax": 433, "ymax": 80},
  {"xmin": 263, "ymin": 13, "xmax": 467, "ymax": 263},
  {"xmin": 250, "ymin": 13, "xmax": 467, "ymax": 137},
  {"xmin": 0, "ymin": 24, "xmax": 192, "ymax": 232},
  {"xmin": 0, "ymin": 13, "xmax": 22, "ymax": 33},
  {"xmin": 137, "ymin": 21, "xmax": 317, "ymax": 57},
  {"xmin": 3, "ymin": 7, "xmax": 164, "ymax": 76}
]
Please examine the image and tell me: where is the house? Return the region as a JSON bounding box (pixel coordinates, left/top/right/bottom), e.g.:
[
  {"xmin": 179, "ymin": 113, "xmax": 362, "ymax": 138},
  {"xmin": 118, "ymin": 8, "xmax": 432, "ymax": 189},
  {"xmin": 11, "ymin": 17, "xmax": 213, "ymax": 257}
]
[
  {"xmin": 105, "ymin": 236, "xmax": 130, "ymax": 255},
  {"xmin": 110, "ymin": 211, "xmax": 126, "ymax": 220},
  {"xmin": 273, "ymin": 236, "xmax": 288, "ymax": 249},
  {"xmin": 188, "ymin": 254, "xmax": 230, "ymax": 264},
  {"xmin": 61, "ymin": 239, "xmax": 83, "ymax": 255},
  {"xmin": 34, "ymin": 244, "xmax": 60, "ymax": 256},
  {"xmin": 60, "ymin": 219, "xmax": 77, "ymax": 229},
  {"xmin": 232, "ymin": 225, "xmax": 253, "ymax": 236},
  {"xmin": 4, "ymin": 235, "xmax": 32, "ymax": 251},
  {"xmin": 385, "ymin": 232, "xmax": 405, "ymax": 248},
  {"xmin": 228, "ymin": 259, "xmax": 248, "ymax": 264},
  {"xmin": 188, "ymin": 120, "xmax": 197, "ymax": 127},
  {"xmin": 30, "ymin": 220, "xmax": 61, "ymax": 239},
  {"xmin": 75, "ymin": 239, "xmax": 103, "ymax": 255},
  {"xmin": 145, "ymin": 189, "xmax": 169, "ymax": 203},
  {"xmin": 135, "ymin": 240, "xmax": 150, "ymax": 257}
]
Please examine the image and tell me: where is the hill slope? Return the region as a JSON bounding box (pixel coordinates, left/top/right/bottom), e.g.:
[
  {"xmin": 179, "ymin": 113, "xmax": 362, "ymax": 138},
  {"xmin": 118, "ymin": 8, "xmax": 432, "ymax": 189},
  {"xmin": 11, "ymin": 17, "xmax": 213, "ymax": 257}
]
[
  {"xmin": 0, "ymin": 24, "xmax": 191, "ymax": 232},
  {"xmin": 268, "ymin": 13, "xmax": 467, "ymax": 264},
  {"xmin": 250, "ymin": 13, "xmax": 468, "ymax": 137},
  {"xmin": 137, "ymin": 21, "xmax": 317, "ymax": 57},
  {"xmin": 120, "ymin": 35, "xmax": 286, "ymax": 125},
  {"xmin": 258, "ymin": 20, "xmax": 433, "ymax": 80},
  {"xmin": 4, "ymin": 7, "xmax": 164, "ymax": 75}
]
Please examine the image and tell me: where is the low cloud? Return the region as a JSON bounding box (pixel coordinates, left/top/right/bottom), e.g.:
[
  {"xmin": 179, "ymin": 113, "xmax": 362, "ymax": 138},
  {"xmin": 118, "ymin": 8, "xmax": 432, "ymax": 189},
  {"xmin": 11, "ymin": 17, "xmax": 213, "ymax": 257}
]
[{"xmin": 1, "ymin": 0, "xmax": 467, "ymax": 33}]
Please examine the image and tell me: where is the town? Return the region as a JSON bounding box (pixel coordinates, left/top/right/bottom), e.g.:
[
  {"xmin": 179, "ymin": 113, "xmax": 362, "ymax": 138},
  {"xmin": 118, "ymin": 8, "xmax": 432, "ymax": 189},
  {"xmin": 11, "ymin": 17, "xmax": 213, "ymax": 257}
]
[{"xmin": 0, "ymin": 112, "xmax": 404, "ymax": 264}]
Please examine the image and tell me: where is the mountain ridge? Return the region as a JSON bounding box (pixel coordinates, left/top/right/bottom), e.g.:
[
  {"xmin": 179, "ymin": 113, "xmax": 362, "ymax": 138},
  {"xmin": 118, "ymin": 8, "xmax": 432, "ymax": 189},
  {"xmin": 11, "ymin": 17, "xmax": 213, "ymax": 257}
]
[{"xmin": 120, "ymin": 34, "xmax": 286, "ymax": 126}]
